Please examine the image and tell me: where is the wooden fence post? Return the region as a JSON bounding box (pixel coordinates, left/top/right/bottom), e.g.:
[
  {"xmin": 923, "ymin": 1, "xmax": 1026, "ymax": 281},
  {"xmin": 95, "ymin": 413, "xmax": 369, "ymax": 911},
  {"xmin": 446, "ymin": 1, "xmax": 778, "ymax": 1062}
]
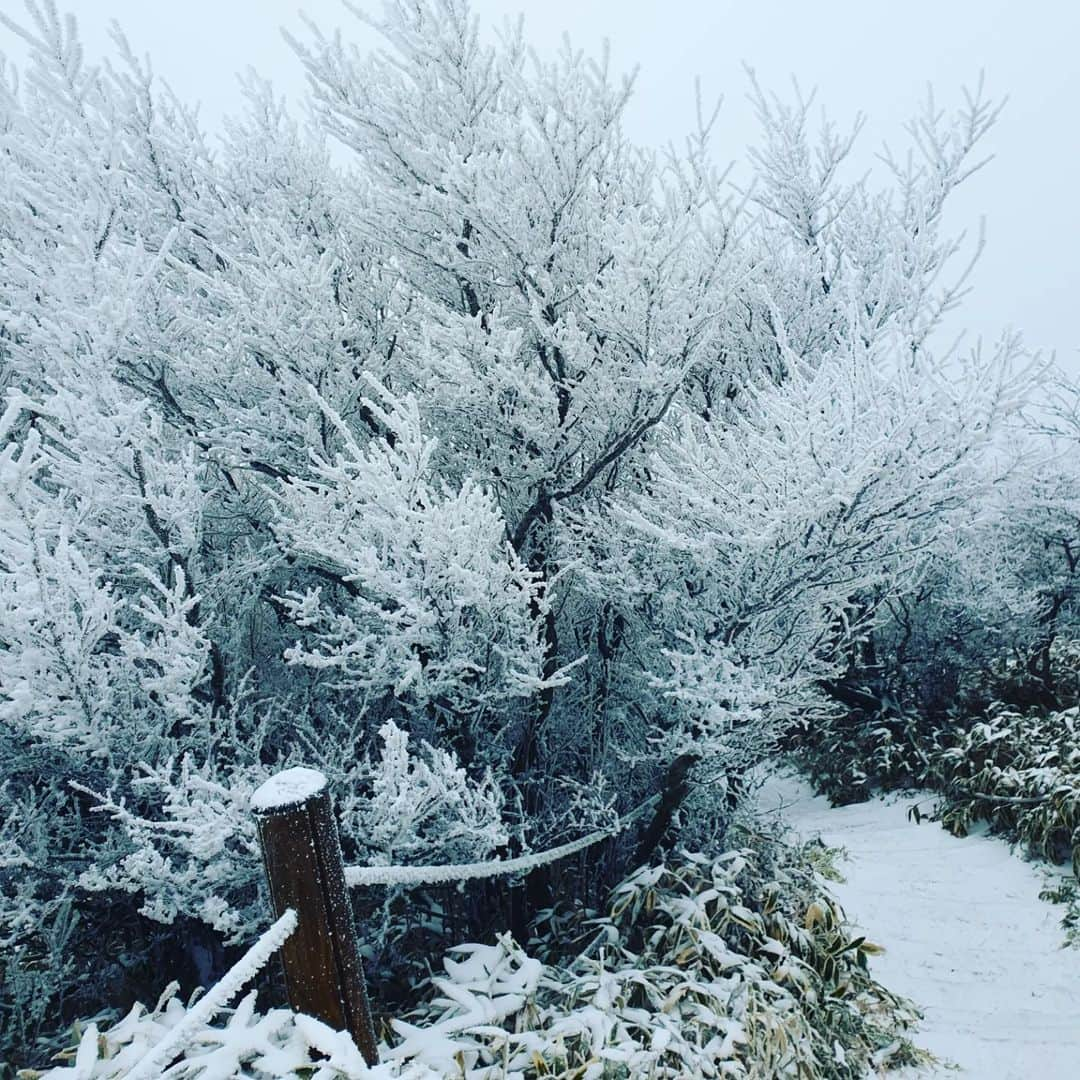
[{"xmin": 250, "ymin": 767, "xmax": 379, "ymax": 1066}]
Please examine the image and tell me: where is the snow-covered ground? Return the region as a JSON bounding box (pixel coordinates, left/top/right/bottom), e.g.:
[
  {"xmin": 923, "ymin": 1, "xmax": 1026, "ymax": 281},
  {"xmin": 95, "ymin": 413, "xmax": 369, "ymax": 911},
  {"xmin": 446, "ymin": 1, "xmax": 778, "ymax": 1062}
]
[{"xmin": 758, "ymin": 773, "xmax": 1080, "ymax": 1080}]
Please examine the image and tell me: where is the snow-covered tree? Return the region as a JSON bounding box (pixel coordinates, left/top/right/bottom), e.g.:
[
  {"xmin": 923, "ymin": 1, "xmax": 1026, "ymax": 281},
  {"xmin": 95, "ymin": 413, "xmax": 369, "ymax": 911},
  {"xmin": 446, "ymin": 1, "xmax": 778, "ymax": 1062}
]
[{"xmin": 874, "ymin": 367, "xmax": 1080, "ymax": 719}]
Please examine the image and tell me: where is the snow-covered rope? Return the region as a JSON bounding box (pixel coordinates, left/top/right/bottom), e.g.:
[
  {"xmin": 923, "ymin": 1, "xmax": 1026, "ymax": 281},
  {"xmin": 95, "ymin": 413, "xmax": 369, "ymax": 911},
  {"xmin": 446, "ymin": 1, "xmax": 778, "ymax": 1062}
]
[
  {"xmin": 344, "ymin": 795, "xmax": 659, "ymax": 888},
  {"xmin": 124, "ymin": 908, "xmax": 297, "ymax": 1080}
]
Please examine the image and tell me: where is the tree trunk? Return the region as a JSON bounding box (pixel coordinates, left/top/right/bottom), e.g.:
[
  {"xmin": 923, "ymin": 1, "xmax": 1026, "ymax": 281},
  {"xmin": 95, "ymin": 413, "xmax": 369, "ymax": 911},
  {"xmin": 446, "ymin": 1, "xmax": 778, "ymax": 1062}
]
[{"xmin": 633, "ymin": 753, "xmax": 698, "ymax": 868}]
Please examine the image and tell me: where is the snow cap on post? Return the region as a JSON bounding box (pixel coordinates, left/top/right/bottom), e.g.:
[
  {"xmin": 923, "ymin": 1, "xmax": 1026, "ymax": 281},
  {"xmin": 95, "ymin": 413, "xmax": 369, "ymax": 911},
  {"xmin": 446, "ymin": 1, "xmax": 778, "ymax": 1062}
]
[{"xmin": 250, "ymin": 767, "xmax": 328, "ymax": 814}]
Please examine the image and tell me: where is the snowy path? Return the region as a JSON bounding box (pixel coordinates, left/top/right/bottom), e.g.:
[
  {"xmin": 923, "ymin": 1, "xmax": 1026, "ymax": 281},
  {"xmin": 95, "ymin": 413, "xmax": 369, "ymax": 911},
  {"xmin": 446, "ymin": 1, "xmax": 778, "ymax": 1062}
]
[{"xmin": 758, "ymin": 773, "xmax": 1080, "ymax": 1079}]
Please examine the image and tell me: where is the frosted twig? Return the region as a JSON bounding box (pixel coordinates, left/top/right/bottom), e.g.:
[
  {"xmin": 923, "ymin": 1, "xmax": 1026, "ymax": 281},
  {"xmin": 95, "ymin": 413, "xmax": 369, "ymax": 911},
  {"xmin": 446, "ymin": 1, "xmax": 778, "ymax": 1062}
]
[{"xmin": 125, "ymin": 908, "xmax": 297, "ymax": 1080}]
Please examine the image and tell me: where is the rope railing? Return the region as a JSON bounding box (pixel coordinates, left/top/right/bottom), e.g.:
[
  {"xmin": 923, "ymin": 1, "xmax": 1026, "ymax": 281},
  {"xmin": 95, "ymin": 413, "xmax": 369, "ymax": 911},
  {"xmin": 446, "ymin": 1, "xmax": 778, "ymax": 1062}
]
[{"xmin": 343, "ymin": 794, "xmax": 659, "ymax": 888}]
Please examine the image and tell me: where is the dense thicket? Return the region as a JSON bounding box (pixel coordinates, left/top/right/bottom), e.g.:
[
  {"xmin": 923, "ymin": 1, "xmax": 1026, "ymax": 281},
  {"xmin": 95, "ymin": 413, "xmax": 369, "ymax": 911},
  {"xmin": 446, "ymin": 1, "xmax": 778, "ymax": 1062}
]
[{"xmin": 1, "ymin": 0, "xmax": 1076, "ymax": 1064}]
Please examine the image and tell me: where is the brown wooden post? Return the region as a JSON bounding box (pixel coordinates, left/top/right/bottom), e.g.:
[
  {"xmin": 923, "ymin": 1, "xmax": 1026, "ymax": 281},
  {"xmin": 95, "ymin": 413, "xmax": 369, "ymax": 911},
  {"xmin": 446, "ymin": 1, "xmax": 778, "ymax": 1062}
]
[{"xmin": 250, "ymin": 767, "xmax": 379, "ymax": 1066}]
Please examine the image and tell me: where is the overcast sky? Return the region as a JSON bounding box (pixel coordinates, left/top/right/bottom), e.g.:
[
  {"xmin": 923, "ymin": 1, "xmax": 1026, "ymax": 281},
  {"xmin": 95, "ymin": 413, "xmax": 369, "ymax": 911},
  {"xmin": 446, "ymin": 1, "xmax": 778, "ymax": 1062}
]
[{"xmin": 4, "ymin": 1, "xmax": 1078, "ymax": 370}]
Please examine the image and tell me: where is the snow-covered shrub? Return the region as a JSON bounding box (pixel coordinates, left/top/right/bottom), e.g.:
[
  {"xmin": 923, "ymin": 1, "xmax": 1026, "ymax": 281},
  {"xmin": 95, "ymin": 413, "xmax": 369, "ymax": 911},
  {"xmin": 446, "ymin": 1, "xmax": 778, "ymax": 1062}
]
[
  {"xmin": 930, "ymin": 704, "xmax": 1080, "ymax": 876},
  {"xmin": 1039, "ymin": 877, "xmax": 1080, "ymax": 949},
  {"xmin": 23, "ymin": 993, "xmax": 404, "ymax": 1080},
  {"xmin": 490, "ymin": 846, "xmax": 925, "ymax": 1079},
  {"xmin": 69, "ymin": 718, "xmax": 511, "ymax": 951},
  {"xmin": 791, "ymin": 711, "xmax": 937, "ymax": 806},
  {"xmin": 19, "ymin": 909, "xmax": 421, "ymax": 1080},
  {"xmin": 339, "ymin": 721, "xmax": 509, "ymax": 868}
]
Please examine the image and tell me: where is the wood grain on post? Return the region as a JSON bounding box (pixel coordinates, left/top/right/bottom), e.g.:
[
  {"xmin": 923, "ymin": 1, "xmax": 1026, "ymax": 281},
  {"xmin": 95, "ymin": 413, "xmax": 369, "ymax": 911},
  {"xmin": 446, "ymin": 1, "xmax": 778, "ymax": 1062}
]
[{"xmin": 251, "ymin": 767, "xmax": 379, "ymax": 1066}]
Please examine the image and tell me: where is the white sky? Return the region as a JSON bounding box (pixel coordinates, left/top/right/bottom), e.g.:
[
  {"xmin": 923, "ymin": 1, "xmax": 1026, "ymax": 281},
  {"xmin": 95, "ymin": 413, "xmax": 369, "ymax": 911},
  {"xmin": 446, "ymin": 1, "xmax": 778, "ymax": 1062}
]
[{"xmin": 4, "ymin": 1, "xmax": 1078, "ymax": 370}]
